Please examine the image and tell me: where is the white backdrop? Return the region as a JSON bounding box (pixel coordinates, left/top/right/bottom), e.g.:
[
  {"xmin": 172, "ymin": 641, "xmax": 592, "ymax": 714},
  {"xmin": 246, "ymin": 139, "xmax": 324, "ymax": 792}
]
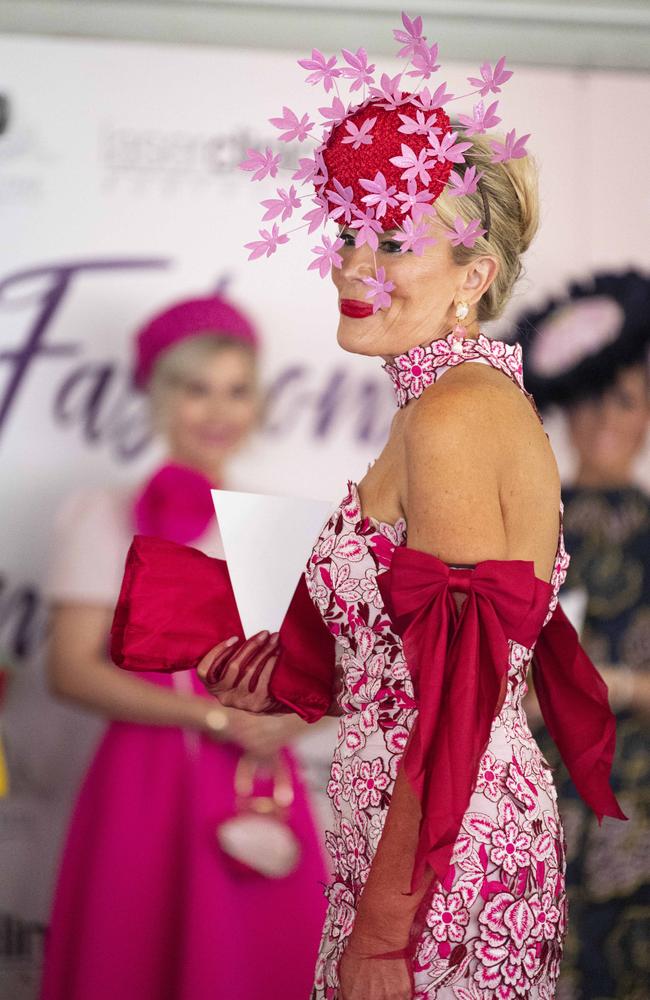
[{"xmin": 0, "ymin": 31, "xmax": 649, "ymax": 995}]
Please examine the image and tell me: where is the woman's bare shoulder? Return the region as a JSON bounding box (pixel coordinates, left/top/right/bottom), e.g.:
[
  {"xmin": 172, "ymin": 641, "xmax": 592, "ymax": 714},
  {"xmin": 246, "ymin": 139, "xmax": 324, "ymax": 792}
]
[
  {"xmin": 401, "ymin": 366, "xmax": 556, "ymax": 562},
  {"xmin": 403, "ymin": 365, "xmax": 523, "ymax": 456}
]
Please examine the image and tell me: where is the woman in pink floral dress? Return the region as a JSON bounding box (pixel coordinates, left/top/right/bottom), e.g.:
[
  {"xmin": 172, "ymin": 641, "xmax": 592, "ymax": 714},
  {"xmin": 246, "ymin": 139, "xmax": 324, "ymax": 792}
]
[
  {"xmin": 200, "ymin": 246, "xmax": 622, "ymax": 999},
  {"xmin": 190, "ymin": 15, "xmax": 624, "ymax": 999}
]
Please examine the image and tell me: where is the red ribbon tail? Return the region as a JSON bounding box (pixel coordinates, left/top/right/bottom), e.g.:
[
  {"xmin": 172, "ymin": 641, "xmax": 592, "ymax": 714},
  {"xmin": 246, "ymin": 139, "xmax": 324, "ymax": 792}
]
[{"xmin": 533, "ymin": 603, "xmax": 627, "ymax": 822}]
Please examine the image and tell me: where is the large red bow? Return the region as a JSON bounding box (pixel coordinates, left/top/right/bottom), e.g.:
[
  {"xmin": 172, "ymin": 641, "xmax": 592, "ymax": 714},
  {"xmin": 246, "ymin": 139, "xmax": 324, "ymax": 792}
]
[{"xmin": 379, "ymin": 546, "xmax": 625, "ymax": 888}]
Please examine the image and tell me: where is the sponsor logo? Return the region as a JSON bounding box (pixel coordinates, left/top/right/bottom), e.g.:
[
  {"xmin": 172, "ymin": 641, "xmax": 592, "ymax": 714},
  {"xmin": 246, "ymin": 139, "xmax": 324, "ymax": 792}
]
[{"xmin": 99, "ymin": 122, "xmax": 299, "ymax": 192}]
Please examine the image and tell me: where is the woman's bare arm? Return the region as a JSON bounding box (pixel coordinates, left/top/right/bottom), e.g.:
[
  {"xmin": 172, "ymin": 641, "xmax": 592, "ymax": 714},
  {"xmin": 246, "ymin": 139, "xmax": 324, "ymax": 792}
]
[
  {"xmin": 49, "ymin": 602, "xmax": 214, "ymax": 729},
  {"xmin": 49, "ymin": 603, "xmax": 310, "ymax": 755}
]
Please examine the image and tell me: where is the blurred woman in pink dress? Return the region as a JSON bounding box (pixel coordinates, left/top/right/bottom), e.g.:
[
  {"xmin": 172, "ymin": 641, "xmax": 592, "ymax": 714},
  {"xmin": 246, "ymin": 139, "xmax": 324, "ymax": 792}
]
[{"xmin": 40, "ymin": 291, "xmax": 327, "ymax": 1000}]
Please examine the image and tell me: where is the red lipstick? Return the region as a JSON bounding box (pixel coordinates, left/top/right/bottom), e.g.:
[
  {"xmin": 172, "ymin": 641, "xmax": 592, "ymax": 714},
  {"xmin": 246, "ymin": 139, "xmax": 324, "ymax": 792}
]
[{"xmin": 340, "ymin": 298, "xmax": 374, "ymax": 319}]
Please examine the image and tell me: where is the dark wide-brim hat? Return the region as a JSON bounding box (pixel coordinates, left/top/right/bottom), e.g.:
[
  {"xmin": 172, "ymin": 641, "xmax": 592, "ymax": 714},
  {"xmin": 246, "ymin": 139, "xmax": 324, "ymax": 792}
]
[{"xmin": 513, "ymin": 270, "xmax": 650, "ymax": 410}]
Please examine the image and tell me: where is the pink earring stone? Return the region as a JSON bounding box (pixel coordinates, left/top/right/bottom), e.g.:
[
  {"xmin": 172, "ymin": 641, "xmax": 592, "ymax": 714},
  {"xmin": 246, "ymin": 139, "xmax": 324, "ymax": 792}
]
[{"xmin": 451, "ymin": 323, "xmax": 466, "ymax": 351}]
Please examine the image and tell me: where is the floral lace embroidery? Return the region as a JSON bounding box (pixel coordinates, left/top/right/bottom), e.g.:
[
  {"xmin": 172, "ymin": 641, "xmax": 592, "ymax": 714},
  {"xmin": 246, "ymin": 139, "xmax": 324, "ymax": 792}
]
[
  {"xmin": 383, "ymin": 332, "xmax": 527, "ymax": 409},
  {"xmin": 309, "ymin": 341, "xmax": 571, "ymax": 998},
  {"xmin": 308, "ymin": 482, "xmax": 568, "ymax": 998}
]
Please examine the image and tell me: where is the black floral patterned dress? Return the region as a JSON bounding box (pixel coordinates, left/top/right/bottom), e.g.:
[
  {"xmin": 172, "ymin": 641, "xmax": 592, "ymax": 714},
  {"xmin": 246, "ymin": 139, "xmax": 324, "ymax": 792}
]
[{"xmin": 540, "ymin": 486, "xmax": 650, "ymax": 1000}]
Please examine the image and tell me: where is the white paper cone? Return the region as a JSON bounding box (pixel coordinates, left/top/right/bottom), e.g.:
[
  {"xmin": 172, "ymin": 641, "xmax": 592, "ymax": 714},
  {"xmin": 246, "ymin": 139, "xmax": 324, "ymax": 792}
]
[{"xmin": 212, "ymin": 490, "xmax": 334, "ymax": 636}]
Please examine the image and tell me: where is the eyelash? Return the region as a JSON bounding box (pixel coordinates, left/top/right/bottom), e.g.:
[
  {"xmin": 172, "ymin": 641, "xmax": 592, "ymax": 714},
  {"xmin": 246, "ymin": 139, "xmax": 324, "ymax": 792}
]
[{"xmin": 339, "ymin": 231, "xmax": 408, "ymax": 254}]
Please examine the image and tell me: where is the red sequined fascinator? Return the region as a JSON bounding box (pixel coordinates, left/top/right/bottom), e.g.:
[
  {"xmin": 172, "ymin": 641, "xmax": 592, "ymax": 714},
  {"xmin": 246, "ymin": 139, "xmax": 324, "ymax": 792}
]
[{"xmin": 240, "ymin": 11, "xmax": 529, "ymax": 312}]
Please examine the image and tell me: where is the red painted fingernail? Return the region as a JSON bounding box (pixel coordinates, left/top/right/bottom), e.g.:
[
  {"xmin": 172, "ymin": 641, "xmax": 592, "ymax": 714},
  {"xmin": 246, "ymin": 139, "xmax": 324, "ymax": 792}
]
[{"xmin": 207, "ymin": 656, "xmax": 227, "ymax": 686}]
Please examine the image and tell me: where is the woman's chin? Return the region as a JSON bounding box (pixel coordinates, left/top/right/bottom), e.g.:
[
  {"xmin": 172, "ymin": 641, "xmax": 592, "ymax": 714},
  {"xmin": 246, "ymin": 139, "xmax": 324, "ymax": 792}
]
[{"xmin": 336, "ymin": 318, "xmax": 383, "ymax": 357}]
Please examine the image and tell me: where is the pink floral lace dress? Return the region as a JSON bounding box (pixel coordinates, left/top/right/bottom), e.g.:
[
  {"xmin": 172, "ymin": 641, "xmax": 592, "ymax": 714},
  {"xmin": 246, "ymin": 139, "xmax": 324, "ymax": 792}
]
[{"xmin": 306, "ymin": 334, "xmax": 571, "ymax": 999}]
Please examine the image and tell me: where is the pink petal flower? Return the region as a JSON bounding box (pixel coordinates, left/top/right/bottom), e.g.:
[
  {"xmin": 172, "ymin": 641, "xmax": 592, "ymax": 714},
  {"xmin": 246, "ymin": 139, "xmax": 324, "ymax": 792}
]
[
  {"xmin": 341, "ymin": 116, "xmax": 377, "ymax": 150},
  {"xmin": 307, "ymin": 234, "xmax": 344, "ymax": 278},
  {"xmin": 428, "ymin": 130, "xmax": 472, "ymax": 164},
  {"xmin": 448, "ymin": 164, "xmax": 484, "ymax": 196},
  {"xmin": 395, "ymin": 178, "xmax": 436, "ymax": 217},
  {"xmin": 393, "ymin": 11, "xmax": 425, "ymax": 60},
  {"xmin": 260, "ymin": 185, "xmax": 301, "ymax": 222},
  {"xmin": 407, "ymin": 40, "xmax": 440, "ymax": 79},
  {"xmin": 326, "ymin": 177, "xmax": 355, "ymax": 223},
  {"xmin": 467, "ymin": 56, "xmax": 513, "ymax": 96},
  {"xmin": 446, "ymin": 216, "xmax": 487, "ymax": 248},
  {"xmin": 362, "ymin": 265, "xmax": 395, "ymax": 313},
  {"xmin": 297, "ymin": 49, "xmax": 341, "ymax": 92},
  {"xmin": 340, "ymin": 47, "xmax": 375, "ymax": 91},
  {"xmin": 318, "ymin": 96, "xmax": 348, "ymax": 124},
  {"xmin": 389, "ymin": 143, "xmax": 437, "ymax": 185},
  {"xmin": 457, "ymin": 100, "xmax": 501, "ymax": 136},
  {"xmin": 394, "ymin": 216, "xmax": 437, "ymax": 255},
  {"xmin": 269, "ymin": 106, "xmax": 315, "ymax": 143},
  {"xmin": 311, "ymin": 149, "xmax": 329, "ymax": 192},
  {"xmin": 302, "ymin": 200, "xmax": 328, "ymax": 234},
  {"xmin": 397, "ymin": 108, "xmax": 443, "ymax": 139},
  {"xmin": 239, "ymin": 147, "xmax": 281, "ymax": 181},
  {"xmin": 490, "ymin": 129, "xmax": 530, "ymax": 162},
  {"xmin": 411, "ymin": 82, "xmax": 454, "ymax": 111},
  {"xmin": 244, "ymin": 224, "xmax": 289, "ymax": 260},
  {"xmin": 349, "ymin": 209, "xmax": 383, "ymax": 251},
  {"xmin": 368, "ymin": 72, "xmax": 405, "ymax": 110},
  {"xmin": 292, "ymin": 156, "xmax": 318, "ymax": 183},
  {"xmin": 359, "ymin": 171, "xmax": 398, "ymax": 219}
]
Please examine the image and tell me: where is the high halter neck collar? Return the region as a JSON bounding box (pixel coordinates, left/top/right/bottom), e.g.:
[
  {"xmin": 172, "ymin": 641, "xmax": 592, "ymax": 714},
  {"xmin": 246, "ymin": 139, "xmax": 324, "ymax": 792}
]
[{"xmin": 382, "ymin": 332, "xmax": 526, "ymax": 408}]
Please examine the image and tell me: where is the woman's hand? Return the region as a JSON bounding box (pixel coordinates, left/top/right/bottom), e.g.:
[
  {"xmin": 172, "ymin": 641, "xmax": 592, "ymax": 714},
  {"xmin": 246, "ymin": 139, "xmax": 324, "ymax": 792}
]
[
  {"xmin": 197, "ymin": 631, "xmax": 281, "ymax": 714},
  {"xmin": 338, "ymin": 940, "xmax": 413, "ymax": 1000}
]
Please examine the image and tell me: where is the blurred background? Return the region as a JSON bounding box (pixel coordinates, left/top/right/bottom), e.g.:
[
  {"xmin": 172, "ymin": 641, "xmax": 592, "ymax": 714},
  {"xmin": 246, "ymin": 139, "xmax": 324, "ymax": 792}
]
[{"xmin": 0, "ymin": 2, "xmax": 649, "ymax": 999}]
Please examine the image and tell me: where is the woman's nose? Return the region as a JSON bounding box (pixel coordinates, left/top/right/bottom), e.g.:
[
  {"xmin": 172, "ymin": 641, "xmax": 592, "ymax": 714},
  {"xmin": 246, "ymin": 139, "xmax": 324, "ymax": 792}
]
[{"xmin": 340, "ymin": 244, "xmax": 375, "ymax": 283}]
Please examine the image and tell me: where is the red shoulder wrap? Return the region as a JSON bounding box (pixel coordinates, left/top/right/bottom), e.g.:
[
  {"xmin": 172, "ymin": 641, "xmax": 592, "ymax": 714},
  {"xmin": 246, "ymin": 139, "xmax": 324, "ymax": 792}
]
[
  {"xmin": 110, "ymin": 535, "xmax": 335, "ymax": 723},
  {"xmin": 378, "ymin": 546, "xmax": 625, "ymax": 889}
]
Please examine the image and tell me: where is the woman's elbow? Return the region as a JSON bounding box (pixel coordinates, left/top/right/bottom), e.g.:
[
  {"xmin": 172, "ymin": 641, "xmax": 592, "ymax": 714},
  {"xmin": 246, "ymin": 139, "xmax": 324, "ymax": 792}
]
[{"xmin": 46, "ymin": 649, "xmax": 77, "ymax": 702}]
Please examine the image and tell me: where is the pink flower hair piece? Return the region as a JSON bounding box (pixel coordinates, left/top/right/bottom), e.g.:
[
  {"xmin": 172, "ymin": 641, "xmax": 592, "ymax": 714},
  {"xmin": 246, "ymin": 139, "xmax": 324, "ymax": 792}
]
[
  {"xmin": 395, "ymin": 217, "xmax": 436, "ymax": 256},
  {"xmin": 240, "ymin": 147, "xmax": 281, "ymax": 181},
  {"xmin": 359, "ymin": 171, "xmax": 399, "ymax": 219},
  {"xmin": 244, "ymin": 224, "xmax": 289, "ymax": 260},
  {"xmin": 308, "ymin": 235, "xmax": 345, "ymax": 278},
  {"xmin": 362, "ymin": 267, "xmax": 395, "ymax": 313},
  {"xmin": 447, "ymin": 216, "xmax": 487, "ymax": 248},
  {"xmin": 240, "ymin": 9, "xmax": 529, "ymax": 296},
  {"xmin": 467, "ymin": 57, "xmax": 513, "ymax": 96},
  {"xmin": 342, "ymin": 116, "xmax": 377, "ymax": 150}
]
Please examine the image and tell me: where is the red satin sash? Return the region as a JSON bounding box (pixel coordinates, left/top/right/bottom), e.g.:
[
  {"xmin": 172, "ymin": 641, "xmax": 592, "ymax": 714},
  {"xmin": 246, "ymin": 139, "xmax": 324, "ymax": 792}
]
[
  {"xmin": 532, "ymin": 603, "xmax": 626, "ymax": 824},
  {"xmin": 378, "ymin": 546, "xmax": 625, "ymax": 888},
  {"xmin": 110, "ymin": 535, "xmax": 335, "ymax": 722}
]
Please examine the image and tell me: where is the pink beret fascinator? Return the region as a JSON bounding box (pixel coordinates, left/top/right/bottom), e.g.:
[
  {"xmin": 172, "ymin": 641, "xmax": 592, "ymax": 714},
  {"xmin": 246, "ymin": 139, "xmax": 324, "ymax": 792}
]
[{"xmin": 134, "ymin": 292, "xmax": 259, "ymax": 389}]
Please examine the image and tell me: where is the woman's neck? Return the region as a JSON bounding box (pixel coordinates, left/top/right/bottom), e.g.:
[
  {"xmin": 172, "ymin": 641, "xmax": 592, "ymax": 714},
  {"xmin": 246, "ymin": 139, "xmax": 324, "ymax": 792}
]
[{"xmin": 574, "ymin": 464, "xmax": 634, "ymax": 489}]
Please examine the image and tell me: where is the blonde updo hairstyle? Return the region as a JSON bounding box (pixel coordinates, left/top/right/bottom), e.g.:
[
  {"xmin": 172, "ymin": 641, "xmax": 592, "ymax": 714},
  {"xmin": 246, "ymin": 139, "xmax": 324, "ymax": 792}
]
[{"xmin": 433, "ymin": 130, "xmax": 540, "ymax": 322}]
